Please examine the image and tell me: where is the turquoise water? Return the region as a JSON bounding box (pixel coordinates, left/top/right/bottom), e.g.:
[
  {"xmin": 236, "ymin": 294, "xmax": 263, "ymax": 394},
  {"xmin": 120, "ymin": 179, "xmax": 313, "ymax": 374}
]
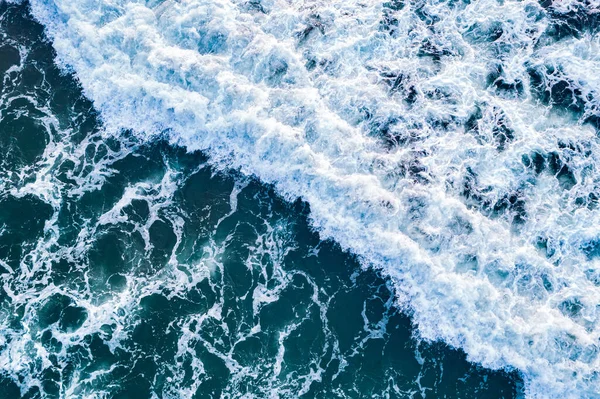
[{"xmin": 0, "ymin": 2, "xmax": 523, "ymax": 398}]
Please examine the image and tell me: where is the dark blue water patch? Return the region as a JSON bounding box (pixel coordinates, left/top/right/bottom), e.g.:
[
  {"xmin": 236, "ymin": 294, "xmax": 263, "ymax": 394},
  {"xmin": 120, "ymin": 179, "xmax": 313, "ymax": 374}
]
[
  {"xmin": 244, "ymin": 0, "xmax": 268, "ymax": 14},
  {"xmin": 365, "ymin": 113, "xmax": 430, "ymax": 154},
  {"xmin": 460, "ymin": 143, "xmax": 583, "ymax": 229},
  {"xmin": 459, "ymin": 167, "xmax": 528, "ymax": 230},
  {"xmin": 581, "ymin": 237, "xmax": 600, "ymax": 261},
  {"xmin": 0, "ymin": 99, "xmax": 49, "ymax": 168},
  {"xmin": 0, "ymin": 44, "xmax": 19, "ymax": 75},
  {"xmin": 379, "ymin": 0, "xmax": 404, "ymax": 37},
  {"xmin": 378, "ymin": 70, "xmax": 419, "ymax": 107},
  {"xmin": 521, "ymin": 151, "xmax": 546, "ymax": 175},
  {"xmin": 486, "ymin": 64, "xmax": 525, "ymax": 99},
  {"xmin": 528, "ymin": 65, "xmax": 586, "ymax": 113},
  {"xmin": 0, "ymin": 3, "xmax": 45, "ymax": 49},
  {"xmin": 0, "ymin": 194, "xmax": 53, "ymax": 272},
  {"xmin": 521, "ymin": 150, "xmax": 578, "ymax": 191},
  {"xmin": 36, "ymin": 294, "xmax": 88, "ymax": 333},
  {"xmin": 417, "ymin": 37, "xmax": 455, "ymax": 64},
  {"xmin": 539, "ymin": 0, "xmax": 600, "ymax": 41},
  {"xmin": 465, "ymin": 105, "xmax": 516, "ymax": 152},
  {"xmin": 527, "ymin": 63, "xmax": 600, "ymax": 133}
]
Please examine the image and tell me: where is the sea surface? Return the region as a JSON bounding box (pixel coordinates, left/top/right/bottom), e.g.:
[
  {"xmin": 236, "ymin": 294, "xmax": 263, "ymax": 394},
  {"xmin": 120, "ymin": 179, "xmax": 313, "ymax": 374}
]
[{"xmin": 0, "ymin": 0, "xmax": 599, "ymax": 398}]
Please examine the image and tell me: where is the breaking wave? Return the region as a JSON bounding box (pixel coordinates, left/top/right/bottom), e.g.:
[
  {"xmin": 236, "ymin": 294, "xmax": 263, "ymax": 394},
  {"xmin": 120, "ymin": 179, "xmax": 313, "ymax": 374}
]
[{"xmin": 14, "ymin": 0, "xmax": 600, "ymax": 396}]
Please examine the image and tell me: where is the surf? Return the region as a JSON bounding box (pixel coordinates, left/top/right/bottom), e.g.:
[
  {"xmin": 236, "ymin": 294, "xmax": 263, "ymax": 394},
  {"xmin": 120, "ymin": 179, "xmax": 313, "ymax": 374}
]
[{"xmin": 16, "ymin": 0, "xmax": 600, "ymax": 397}]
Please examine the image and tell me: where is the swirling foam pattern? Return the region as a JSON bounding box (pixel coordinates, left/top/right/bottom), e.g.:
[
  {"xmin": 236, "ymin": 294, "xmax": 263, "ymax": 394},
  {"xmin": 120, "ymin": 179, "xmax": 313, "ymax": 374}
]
[{"xmin": 7, "ymin": 0, "xmax": 600, "ymax": 397}]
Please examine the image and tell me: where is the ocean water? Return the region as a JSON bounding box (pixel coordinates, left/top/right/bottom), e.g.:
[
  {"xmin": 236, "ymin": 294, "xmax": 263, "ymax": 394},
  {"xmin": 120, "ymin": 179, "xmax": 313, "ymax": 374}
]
[
  {"xmin": 0, "ymin": 2, "xmax": 522, "ymax": 398},
  {"xmin": 1, "ymin": 0, "xmax": 600, "ymax": 397}
]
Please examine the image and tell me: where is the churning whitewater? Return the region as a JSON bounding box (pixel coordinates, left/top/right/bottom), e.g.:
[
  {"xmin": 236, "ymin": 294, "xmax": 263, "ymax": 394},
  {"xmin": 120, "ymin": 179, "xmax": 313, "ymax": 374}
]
[{"xmin": 6, "ymin": 0, "xmax": 600, "ymax": 397}]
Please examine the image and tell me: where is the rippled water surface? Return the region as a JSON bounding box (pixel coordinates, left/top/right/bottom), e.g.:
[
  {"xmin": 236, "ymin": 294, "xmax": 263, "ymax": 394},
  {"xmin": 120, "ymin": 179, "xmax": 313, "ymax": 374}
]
[
  {"xmin": 0, "ymin": 3, "xmax": 522, "ymax": 397},
  {"xmin": 2, "ymin": 0, "xmax": 600, "ymax": 397}
]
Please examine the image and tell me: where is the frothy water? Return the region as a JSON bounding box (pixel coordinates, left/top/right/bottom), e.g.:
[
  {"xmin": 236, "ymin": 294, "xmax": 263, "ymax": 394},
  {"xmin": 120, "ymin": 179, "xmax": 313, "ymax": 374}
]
[
  {"xmin": 0, "ymin": 2, "xmax": 521, "ymax": 398},
  {"xmin": 3, "ymin": 0, "xmax": 600, "ymax": 397}
]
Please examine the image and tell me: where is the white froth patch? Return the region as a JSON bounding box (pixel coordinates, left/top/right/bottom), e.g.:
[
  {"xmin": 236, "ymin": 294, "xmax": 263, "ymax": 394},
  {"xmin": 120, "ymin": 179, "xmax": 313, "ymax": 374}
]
[{"xmin": 24, "ymin": 0, "xmax": 600, "ymax": 397}]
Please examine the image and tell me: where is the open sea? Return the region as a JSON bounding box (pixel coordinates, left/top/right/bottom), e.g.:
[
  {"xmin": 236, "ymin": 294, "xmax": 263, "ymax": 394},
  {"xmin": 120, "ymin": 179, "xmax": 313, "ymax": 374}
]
[{"xmin": 1, "ymin": 0, "xmax": 600, "ymax": 398}]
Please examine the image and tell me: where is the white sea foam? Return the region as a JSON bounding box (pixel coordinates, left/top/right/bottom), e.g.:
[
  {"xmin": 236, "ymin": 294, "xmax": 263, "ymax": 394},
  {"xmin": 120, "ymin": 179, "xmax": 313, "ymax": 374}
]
[{"xmin": 19, "ymin": 0, "xmax": 600, "ymax": 396}]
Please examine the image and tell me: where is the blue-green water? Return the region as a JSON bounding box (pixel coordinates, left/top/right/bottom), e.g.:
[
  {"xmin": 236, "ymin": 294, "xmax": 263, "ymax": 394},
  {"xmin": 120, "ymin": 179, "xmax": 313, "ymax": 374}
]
[{"xmin": 0, "ymin": 2, "xmax": 523, "ymax": 398}]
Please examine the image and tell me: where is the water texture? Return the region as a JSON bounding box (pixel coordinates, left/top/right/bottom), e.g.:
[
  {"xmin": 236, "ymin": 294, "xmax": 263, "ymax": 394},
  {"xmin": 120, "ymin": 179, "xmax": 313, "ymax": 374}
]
[
  {"xmin": 1, "ymin": 0, "xmax": 600, "ymax": 397},
  {"xmin": 0, "ymin": 2, "xmax": 521, "ymax": 398}
]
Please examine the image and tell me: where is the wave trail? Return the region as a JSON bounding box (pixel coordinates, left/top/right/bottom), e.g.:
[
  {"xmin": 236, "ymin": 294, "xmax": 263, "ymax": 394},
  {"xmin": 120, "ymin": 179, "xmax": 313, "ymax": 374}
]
[{"xmin": 23, "ymin": 0, "xmax": 600, "ymax": 396}]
